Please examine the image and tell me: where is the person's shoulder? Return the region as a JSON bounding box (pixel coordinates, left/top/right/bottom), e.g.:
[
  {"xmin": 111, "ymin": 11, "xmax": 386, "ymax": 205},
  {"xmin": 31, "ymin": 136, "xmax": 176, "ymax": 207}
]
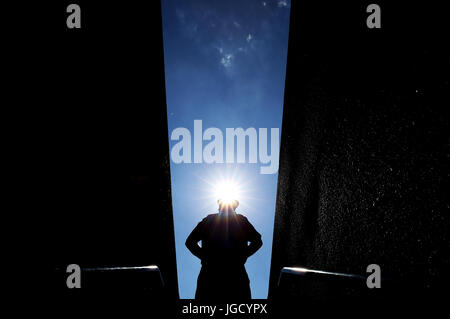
[
  {"xmin": 202, "ymin": 213, "xmax": 219, "ymax": 221},
  {"xmin": 236, "ymin": 213, "xmax": 250, "ymax": 222}
]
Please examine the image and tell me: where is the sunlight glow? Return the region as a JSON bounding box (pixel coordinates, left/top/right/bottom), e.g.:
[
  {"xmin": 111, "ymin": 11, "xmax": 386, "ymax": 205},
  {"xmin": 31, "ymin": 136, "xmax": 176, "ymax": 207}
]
[
  {"xmin": 214, "ymin": 180, "xmax": 240, "ymax": 204},
  {"xmin": 196, "ymin": 167, "xmax": 261, "ymax": 215}
]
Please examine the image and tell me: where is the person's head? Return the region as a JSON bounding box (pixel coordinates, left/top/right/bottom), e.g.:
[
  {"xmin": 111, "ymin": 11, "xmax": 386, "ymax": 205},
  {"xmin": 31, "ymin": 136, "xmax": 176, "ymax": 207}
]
[{"xmin": 217, "ymin": 199, "xmax": 239, "ymax": 214}]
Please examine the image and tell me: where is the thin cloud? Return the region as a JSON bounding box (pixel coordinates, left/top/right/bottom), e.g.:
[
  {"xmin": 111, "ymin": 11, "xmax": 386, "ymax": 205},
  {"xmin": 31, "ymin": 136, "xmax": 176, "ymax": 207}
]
[{"xmin": 220, "ymin": 54, "xmax": 233, "ymax": 67}]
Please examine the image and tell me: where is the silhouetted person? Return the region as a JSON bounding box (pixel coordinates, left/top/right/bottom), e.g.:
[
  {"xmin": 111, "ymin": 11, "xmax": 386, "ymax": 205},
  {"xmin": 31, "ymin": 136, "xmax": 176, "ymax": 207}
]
[{"xmin": 186, "ymin": 199, "xmax": 263, "ymax": 300}]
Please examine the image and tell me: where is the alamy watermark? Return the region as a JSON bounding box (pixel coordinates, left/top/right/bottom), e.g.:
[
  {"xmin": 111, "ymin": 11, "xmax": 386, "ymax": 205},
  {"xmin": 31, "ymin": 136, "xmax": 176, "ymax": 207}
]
[
  {"xmin": 170, "ymin": 120, "xmax": 280, "ymax": 175},
  {"xmin": 366, "ymin": 263, "xmax": 381, "ymax": 288},
  {"xmin": 66, "ymin": 264, "xmax": 81, "ymax": 288}
]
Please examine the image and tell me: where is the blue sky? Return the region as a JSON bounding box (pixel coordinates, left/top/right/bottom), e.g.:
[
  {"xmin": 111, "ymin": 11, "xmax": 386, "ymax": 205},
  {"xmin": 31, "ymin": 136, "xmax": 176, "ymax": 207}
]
[{"xmin": 161, "ymin": 0, "xmax": 290, "ymax": 299}]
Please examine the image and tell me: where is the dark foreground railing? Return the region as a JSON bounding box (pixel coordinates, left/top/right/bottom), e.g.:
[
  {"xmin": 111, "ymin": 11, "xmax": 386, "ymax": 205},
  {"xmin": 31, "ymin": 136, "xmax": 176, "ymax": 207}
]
[
  {"xmin": 81, "ymin": 265, "xmax": 165, "ymax": 290},
  {"xmin": 273, "ymin": 266, "xmax": 442, "ymax": 316},
  {"xmin": 53, "ymin": 264, "xmax": 165, "ymax": 291},
  {"xmin": 276, "ymin": 265, "xmax": 386, "ymax": 303},
  {"xmin": 278, "ymin": 266, "xmax": 367, "ymax": 287}
]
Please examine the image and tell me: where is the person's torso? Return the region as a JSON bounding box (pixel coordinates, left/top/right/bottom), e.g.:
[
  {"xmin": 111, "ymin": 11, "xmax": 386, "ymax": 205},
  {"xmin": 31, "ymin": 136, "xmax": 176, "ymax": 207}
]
[{"xmin": 201, "ymin": 213, "xmax": 249, "ymax": 266}]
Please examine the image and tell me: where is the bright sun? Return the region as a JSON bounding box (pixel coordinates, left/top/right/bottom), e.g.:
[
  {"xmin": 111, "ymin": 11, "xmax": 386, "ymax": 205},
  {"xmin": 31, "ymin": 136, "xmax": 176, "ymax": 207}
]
[
  {"xmin": 213, "ymin": 180, "xmax": 240, "ymax": 204},
  {"xmin": 199, "ymin": 168, "xmax": 254, "ymax": 212}
]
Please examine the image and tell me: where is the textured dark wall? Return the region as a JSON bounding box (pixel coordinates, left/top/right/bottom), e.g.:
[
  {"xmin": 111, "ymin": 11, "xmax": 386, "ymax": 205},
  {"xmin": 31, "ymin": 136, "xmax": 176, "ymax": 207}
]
[{"xmin": 269, "ymin": 0, "xmax": 449, "ymax": 302}]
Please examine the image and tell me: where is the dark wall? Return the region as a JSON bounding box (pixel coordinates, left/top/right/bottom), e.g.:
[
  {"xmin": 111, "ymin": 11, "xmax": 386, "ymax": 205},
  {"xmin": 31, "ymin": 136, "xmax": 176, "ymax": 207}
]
[
  {"xmin": 269, "ymin": 0, "xmax": 449, "ymax": 304},
  {"xmin": 11, "ymin": 1, "xmax": 178, "ymax": 302}
]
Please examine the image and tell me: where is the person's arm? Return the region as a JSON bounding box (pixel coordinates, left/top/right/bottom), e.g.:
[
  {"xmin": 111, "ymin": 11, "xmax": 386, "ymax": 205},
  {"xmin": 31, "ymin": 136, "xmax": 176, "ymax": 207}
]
[
  {"xmin": 247, "ymin": 234, "xmax": 263, "ymax": 257},
  {"xmin": 185, "ymin": 220, "xmax": 205, "ymax": 260},
  {"xmin": 243, "ymin": 216, "xmax": 263, "ymax": 257}
]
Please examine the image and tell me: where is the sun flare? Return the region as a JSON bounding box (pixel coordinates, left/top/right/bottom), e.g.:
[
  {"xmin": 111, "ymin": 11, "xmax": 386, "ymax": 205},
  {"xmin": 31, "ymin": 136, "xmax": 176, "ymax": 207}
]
[
  {"xmin": 198, "ymin": 168, "xmax": 257, "ymax": 213},
  {"xmin": 213, "ymin": 180, "xmax": 240, "ymax": 204}
]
